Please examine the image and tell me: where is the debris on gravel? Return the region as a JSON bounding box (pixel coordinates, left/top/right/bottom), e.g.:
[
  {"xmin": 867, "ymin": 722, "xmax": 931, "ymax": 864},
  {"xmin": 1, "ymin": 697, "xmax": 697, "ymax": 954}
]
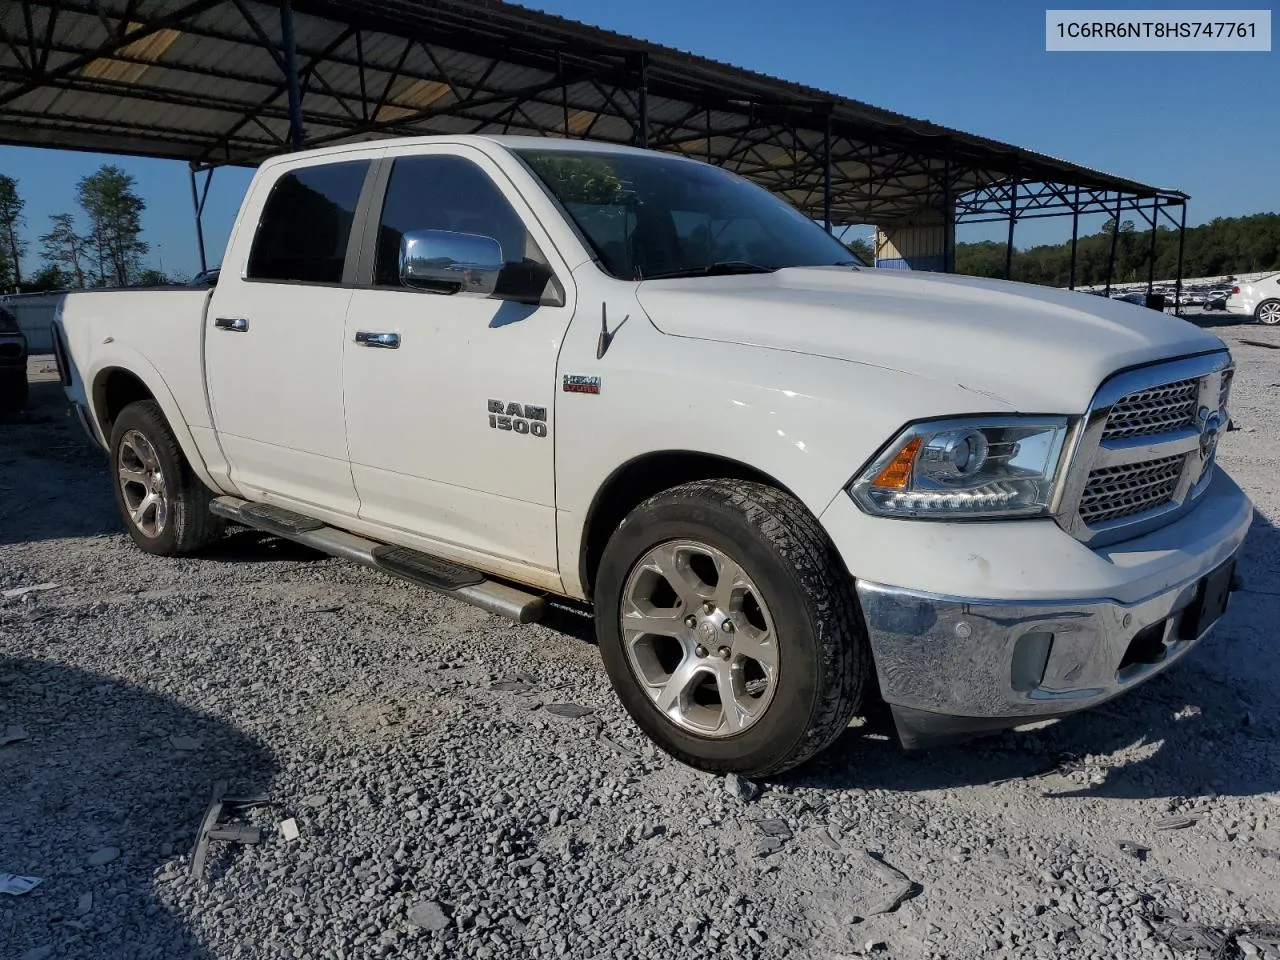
[
  {"xmin": 542, "ymin": 702, "xmax": 595, "ymax": 718},
  {"xmin": 85, "ymin": 847, "xmax": 119, "ymax": 867},
  {"xmin": 724, "ymin": 772, "xmax": 761, "ymax": 802},
  {"xmin": 3, "ymin": 326, "xmax": 1280, "ymax": 960},
  {"xmin": 407, "ymin": 899, "xmax": 451, "ymax": 932}
]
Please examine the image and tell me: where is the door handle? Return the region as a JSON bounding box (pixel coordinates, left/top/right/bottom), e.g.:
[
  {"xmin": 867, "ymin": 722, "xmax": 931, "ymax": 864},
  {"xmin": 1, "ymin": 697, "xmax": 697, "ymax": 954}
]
[
  {"xmin": 355, "ymin": 331, "xmax": 401, "ymax": 349},
  {"xmin": 214, "ymin": 317, "xmax": 248, "ymax": 332}
]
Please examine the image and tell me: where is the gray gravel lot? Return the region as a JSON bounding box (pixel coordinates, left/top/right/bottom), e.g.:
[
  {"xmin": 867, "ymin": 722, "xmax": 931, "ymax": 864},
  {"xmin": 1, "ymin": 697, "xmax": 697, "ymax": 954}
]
[{"xmin": 2, "ymin": 316, "xmax": 1279, "ymax": 960}]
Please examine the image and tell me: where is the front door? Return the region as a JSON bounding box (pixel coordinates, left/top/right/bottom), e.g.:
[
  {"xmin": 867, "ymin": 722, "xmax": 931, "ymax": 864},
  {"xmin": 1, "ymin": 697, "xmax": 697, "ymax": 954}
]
[
  {"xmin": 342, "ymin": 145, "xmax": 575, "ymax": 576},
  {"xmin": 205, "ymin": 155, "xmax": 376, "ymax": 515}
]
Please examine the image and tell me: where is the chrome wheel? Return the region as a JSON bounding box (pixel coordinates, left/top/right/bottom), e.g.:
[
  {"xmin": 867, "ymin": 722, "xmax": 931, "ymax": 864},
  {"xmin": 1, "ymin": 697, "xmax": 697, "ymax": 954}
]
[
  {"xmin": 1258, "ymin": 301, "xmax": 1280, "ymax": 326},
  {"xmin": 620, "ymin": 539, "xmax": 778, "ymax": 738},
  {"xmin": 117, "ymin": 429, "xmax": 168, "ymax": 539}
]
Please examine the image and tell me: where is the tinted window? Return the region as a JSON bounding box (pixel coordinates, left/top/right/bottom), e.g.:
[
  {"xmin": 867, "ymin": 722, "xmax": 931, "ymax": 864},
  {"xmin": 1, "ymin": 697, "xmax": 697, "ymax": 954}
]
[
  {"xmin": 374, "ymin": 155, "xmax": 534, "ymax": 287},
  {"xmin": 247, "ymin": 161, "xmax": 369, "ymax": 284},
  {"xmin": 518, "ymin": 149, "xmax": 858, "ymax": 280}
]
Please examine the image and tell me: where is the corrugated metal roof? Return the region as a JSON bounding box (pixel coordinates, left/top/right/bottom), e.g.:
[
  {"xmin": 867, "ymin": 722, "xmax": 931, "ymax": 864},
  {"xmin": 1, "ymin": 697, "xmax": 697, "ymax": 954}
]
[{"xmin": 0, "ymin": 0, "xmax": 1185, "ymax": 225}]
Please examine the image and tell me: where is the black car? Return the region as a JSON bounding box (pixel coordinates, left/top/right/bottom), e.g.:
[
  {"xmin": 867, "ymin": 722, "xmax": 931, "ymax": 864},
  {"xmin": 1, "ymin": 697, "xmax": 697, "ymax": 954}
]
[{"xmin": 0, "ymin": 305, "xmax": 28, "ymax": 413}]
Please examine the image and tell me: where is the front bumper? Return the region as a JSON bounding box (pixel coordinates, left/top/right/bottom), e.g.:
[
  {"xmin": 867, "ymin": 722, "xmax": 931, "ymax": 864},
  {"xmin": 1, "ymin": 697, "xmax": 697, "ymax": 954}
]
[
  {"xmin": 833, "ymin": 472, "xmax": 1253, "ymax": 749},
  {"xmin": 859, "ymin": 556, "xmax": 1241, "ymax": 748}
]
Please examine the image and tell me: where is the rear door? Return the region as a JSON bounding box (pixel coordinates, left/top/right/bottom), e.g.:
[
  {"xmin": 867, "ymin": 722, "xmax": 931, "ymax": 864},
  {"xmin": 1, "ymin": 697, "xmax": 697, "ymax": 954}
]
[
  {"xmin": 205, "ymin": 153, "xmax": 378, "ymax": 515},
  {"xmin": 341, "ymin": 144, "xmax": 575, "ymax": 576}
]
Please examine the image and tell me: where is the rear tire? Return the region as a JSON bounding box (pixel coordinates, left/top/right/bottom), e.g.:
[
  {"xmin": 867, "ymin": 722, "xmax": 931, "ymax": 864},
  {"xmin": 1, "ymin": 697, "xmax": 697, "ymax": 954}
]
[
  {"xmin": 1257, "ymin": 299, "xmax": 1280, "ymax": 326},
  {"xmin": 594, "ymin": 480, "xmax": 868, "ymax": 777},
  {"xmin": 108, "ymin": 400, "xmax": 225, "ymax": 556},
  {"xmin": 0, "ymin": 370, "xmax": 26, "ymax": 414}
]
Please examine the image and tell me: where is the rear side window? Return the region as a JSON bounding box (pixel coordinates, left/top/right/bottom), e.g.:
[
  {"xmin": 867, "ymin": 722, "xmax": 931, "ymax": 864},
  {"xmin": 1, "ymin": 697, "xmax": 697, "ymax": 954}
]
[{"xmin": 247, "ymin": 161, "xmax": 369, "ymax": 284}]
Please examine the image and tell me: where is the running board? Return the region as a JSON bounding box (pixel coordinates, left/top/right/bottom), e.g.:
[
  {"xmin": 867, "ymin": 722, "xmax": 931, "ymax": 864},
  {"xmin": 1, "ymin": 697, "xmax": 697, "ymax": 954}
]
[{"xmin": 209, "ymin": 497, "xmax": 546, "ymax": 624}]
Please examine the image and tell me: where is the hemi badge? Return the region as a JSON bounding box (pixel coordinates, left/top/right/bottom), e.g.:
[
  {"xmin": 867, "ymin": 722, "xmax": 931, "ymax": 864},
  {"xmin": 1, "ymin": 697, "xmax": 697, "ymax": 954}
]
[{"xmin": 563, "ymin": 375, "xmax": 601, "ymax": 395}]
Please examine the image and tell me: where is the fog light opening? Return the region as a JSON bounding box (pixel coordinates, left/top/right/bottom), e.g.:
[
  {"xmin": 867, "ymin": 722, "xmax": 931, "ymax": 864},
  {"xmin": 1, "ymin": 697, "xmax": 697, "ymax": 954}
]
[{"xmin": 1119, "ymin": 620, "xmax": 1169, "ymax": 671}]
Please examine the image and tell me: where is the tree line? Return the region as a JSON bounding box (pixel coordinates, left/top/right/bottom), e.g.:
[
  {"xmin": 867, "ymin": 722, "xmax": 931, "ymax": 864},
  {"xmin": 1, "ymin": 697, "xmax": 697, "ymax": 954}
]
[
  {"xmin": 0, "ymin": 164, "xmax": 167, "ymax": 293},
  {"xmin": 951, "ymin": 213, "xmax": 1280, "ymax": 286}
]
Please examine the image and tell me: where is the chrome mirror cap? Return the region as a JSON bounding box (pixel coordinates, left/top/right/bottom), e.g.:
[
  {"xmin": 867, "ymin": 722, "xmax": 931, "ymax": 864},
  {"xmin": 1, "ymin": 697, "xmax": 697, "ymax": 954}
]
[{"xmin": 399, "ymin": 229, "xmax": 503, "ymax": 295}]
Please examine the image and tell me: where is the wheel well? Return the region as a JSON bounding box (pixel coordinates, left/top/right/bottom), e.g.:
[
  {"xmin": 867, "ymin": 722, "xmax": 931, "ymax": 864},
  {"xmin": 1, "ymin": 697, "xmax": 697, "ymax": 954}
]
[
  {"xmin": 579, "ymin": 451, "xmax": 794, "ymax": 600},
  {"xmin": 93, "ymin": 368, "xmax": 154, "ymax": 438}
]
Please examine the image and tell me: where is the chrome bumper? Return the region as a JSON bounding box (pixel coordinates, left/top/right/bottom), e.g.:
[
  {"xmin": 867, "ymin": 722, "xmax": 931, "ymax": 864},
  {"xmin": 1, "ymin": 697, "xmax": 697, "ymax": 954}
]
[{"xmin": 857, "ymin": 551, "xmax": 1241, "ymax": 746}]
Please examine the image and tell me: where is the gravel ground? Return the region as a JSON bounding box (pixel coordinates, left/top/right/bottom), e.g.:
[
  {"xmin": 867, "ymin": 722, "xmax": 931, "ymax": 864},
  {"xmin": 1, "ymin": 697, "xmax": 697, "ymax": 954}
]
[{"xmin": 3, "ymin": 317, "xmax": 1279, "ymax": 960}]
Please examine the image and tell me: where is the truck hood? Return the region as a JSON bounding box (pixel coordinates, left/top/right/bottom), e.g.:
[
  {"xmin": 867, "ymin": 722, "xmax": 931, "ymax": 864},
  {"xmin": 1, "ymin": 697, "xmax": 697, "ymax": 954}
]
[{"xmin": 636, "ymin": 267, "xmax": 1226, "ymax": 412}]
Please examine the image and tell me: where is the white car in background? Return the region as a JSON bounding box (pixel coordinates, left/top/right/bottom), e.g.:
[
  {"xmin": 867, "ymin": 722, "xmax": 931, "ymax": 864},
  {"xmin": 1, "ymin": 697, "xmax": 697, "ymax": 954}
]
[{"xmin": 1226, "ymin": 273, "xmax": 1280, "ymax": 324}]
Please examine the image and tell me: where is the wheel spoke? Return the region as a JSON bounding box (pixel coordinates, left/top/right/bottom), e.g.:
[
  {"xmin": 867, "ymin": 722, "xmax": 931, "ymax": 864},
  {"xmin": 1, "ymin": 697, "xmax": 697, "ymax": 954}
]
[
  {"xmin": 653, "ymin": 658, "xmax": 706, "ymax": 715},
  {"xmin": 132, "ymin": 492, "xmax": 156, "ymax": 527},
  {"xmin": 647, "ymin": 541, "xmax": 708, "ymax": 602},
  {"xmin": 118, "ymin": 467, "xmax": 148, "ymax": 486},
  {"xmin": 733, "ymin": 626, "xmax": 779, "ymax": 672},
  {"xmin": 715, "ymin": 666, "xmax": 750, "ymax": 733},
  {"xmin": 622, "ymin": 605, "xmax": 685, "ymax": 640},
  {"xmin": 712, "ymin": 553, "xmax": 748, "ymax": 612}
]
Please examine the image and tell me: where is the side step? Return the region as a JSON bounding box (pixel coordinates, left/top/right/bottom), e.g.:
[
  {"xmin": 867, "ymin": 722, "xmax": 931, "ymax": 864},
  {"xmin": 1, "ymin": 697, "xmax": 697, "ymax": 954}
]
[{"xmin": 209, "ymin": 497, "xmax": 546, "ymax": 624}]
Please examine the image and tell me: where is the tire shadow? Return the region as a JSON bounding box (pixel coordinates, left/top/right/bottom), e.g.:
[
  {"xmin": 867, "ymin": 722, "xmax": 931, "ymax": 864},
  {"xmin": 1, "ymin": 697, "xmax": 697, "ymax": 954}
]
[{"xmin": 0, "ymin": 657, "xmax": 278, "ymax": 959}]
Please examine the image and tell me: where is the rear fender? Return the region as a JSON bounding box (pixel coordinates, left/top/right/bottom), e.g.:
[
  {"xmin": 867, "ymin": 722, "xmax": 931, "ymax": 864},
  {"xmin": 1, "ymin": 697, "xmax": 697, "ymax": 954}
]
[{"xmin": 86, "ymin": 347, "xmax": 229, "ymax": 496}]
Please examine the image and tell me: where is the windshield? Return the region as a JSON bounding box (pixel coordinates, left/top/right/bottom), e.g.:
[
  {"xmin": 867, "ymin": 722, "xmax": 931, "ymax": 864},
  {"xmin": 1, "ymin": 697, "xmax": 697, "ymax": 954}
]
[{"xmin": 516, "ymin": 149, "xmax": 861, "ymax": 280}]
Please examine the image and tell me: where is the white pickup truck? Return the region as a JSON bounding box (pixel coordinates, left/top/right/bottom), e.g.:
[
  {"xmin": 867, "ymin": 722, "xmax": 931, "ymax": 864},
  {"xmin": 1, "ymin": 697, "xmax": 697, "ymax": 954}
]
[{"xmin": 53, "ymin": 136, "xmax": 1252, "ymax": 776}]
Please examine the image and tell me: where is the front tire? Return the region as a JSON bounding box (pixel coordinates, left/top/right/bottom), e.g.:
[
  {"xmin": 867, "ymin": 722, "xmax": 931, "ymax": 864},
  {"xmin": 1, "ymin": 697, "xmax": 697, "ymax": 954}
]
[
  {"xmin": 594, "ymin": 480, "xmax": 868, "ymax": 776},
  {"xmin": 108, "ymin": 400, "xmax": 225, "ymax": 556},
  {"xmin": 1257, "ymin": 299, "xmax": 1280, "ymax": 326}
]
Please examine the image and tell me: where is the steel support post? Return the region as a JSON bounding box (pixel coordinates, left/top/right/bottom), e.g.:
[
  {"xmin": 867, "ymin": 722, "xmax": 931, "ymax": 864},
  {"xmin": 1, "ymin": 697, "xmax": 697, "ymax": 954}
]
[
  {"xmin": 822, "ymin": 114, "xmax": 832, "ymax": 233},
  {"xmin": 1146, "ymin": 198, "xmax": 1158, "ymax": 295},
  {"xmin": 1104, "ymin": 195, "xmax": 1121, "ymax": 296},
  {"xmin": 280, "ymin": 0, "xmax": 304, "ymax": 149},
  {"xmin": 189, "ymin": 164, "xmax": 209, "ymax": 275},
  {"xmin": 942, "ymin": 151, "xmax": 954, "ymax": 272},
  {"xmin": 1005, "ymin": 184, "xmax": 1017, "ymax": 280},
  {"xmin": 1174, "ymin": 202, "xmax": 1187, "ymax": 314},
  {"xmin": 1068, "ymin": 185, "xmax": 1080, "ymax": 289},
  {"xmin": 636, "ymin": 52, "xmax": 649, "ymax": 148}
]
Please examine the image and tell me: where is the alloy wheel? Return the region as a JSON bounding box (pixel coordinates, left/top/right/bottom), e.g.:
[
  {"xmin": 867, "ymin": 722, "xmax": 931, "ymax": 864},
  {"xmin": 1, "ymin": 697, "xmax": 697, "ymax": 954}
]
[
  {"xmin": 117, "ymin": 429, "xmax": 169, "ymax": 538},
  {"xmin": 620, "ymin": 539, "xmax": 779, "ymax": 737}
]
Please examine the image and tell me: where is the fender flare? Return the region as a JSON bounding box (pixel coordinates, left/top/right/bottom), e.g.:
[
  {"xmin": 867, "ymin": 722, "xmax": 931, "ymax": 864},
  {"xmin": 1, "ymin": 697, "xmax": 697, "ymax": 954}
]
[{"xmin": 86, "ymin": 348, "xmax": 224, "ymax": 495}]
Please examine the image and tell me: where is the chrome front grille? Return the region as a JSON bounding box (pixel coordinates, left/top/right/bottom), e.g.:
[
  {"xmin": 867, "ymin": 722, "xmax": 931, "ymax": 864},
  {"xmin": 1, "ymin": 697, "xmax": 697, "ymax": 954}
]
[
  {"xmin": 1059, "ymin": 353, "xmax": 1233, "ymax": 545},
  {"xmin": 1078, "ymin": 455, "xmax": 1185, "ymax": 524},
  {"xmin": 1100, "ymin": 378, "xmax": 1197, "ymax": 441}
]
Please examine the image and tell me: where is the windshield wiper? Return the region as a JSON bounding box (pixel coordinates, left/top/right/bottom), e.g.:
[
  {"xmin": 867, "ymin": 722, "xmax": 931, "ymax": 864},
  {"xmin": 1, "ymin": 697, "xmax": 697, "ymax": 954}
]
[{"xmin": 642, "ymin": 260, "xmax": 778, "ymax": 280}]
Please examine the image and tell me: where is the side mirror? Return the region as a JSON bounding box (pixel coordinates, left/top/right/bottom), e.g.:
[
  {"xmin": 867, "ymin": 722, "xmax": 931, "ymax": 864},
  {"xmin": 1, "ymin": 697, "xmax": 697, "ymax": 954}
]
[{"xmin": 400, "ymin": 229, "xmax": 504, "ymax": 295}]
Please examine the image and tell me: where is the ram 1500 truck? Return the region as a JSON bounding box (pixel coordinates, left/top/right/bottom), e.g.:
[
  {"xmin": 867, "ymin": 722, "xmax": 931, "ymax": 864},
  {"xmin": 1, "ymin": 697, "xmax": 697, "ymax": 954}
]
[{"xmin": 52, "ymin": 136, "xmax": 1252, "ymax": 776}]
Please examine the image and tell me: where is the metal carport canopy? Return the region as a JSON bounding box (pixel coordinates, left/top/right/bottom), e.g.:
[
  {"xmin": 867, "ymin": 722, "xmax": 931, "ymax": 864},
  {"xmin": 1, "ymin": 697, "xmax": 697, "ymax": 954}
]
[{"xmin": 0, "ymin": 0, "xmax": 1186, "ymax": 228}]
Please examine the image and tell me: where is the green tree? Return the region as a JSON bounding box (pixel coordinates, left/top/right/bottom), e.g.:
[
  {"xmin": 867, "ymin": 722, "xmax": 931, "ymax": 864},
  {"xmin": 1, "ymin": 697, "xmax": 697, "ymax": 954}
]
[
  {"xmin": 135, "ymin": 268, "xmax": 172, "ymax": 286},
  {"xmin": 0, "ymin": 174, "xmax": 25, "ymax": 288},
  {"xmin": 845, "ymin": 236, "xmax": 874, "ymax": 265},
  {"xmin": 25, "ymin": 264, "xmax": 73, "ymax": 292},
  {"xmin": 40, "ymin": 213, "xmax": 90, "ymax": 289},
  {"xmin": 76, "ymin": 164, "xmax": 148, "ymax": 286}
]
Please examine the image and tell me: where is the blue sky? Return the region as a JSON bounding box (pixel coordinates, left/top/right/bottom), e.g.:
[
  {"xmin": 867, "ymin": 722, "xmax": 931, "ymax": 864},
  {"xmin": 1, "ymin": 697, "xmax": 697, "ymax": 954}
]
[{"xmin": 2, "ymin": 0, "xmax": 1275, "ymax": 278}]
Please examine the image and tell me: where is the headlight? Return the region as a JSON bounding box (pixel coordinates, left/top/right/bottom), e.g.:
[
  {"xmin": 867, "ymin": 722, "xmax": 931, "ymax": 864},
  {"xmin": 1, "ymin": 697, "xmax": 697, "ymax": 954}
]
[{"xmin": 849, "ymin": 416, "xmax": 1070, "ymax": 519}]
